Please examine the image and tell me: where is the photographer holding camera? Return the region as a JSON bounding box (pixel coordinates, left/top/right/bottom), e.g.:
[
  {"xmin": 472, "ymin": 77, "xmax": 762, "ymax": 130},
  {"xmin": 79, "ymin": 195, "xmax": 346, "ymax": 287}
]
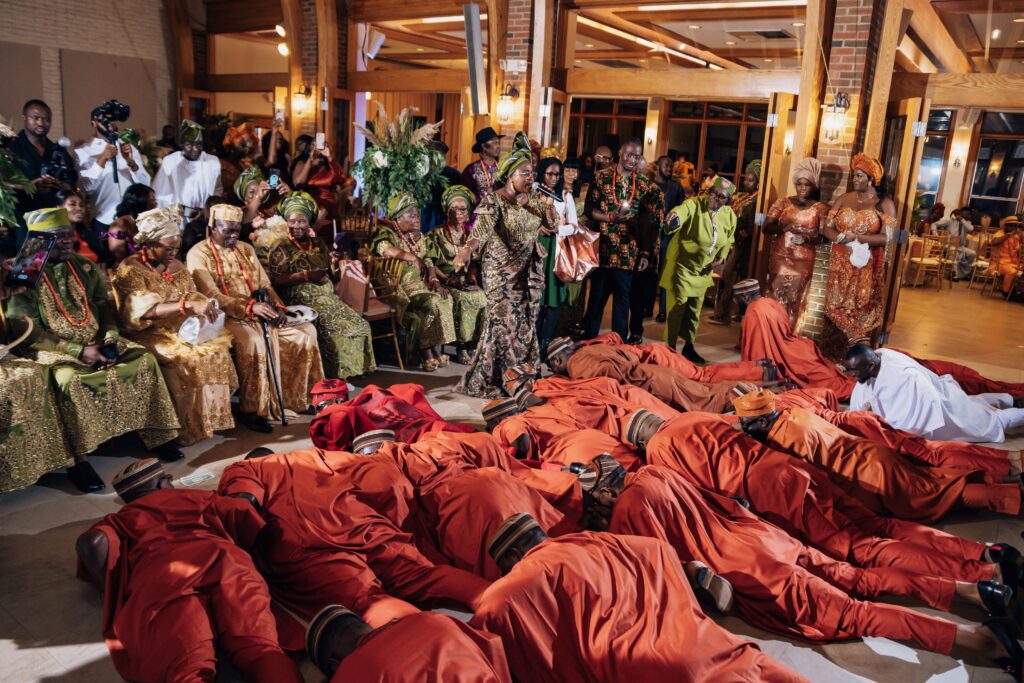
[
  {"xmin": 4, "ymin": 99, "xmax": 78, "ymax": 255},
  {"xmin": 75, "ymin": 99, "xmax": 151, "ymax": 230}
]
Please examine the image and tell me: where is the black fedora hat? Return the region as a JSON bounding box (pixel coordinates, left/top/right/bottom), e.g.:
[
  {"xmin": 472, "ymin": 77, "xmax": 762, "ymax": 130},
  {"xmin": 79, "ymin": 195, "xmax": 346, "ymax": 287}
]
[{"xmin": 472, "ymin": 126, "xmax": 504, "ymax": 153}]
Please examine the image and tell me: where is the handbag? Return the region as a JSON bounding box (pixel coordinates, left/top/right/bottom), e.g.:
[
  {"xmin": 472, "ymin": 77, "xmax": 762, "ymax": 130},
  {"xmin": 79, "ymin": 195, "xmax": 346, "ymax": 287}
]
[
  {"xmin": 553, "ymin": 225, "xmax": 600, "ymax": 283},
  {"xmin": 177, "ymin": 309, "xmax": 226, "ymax": 346}
]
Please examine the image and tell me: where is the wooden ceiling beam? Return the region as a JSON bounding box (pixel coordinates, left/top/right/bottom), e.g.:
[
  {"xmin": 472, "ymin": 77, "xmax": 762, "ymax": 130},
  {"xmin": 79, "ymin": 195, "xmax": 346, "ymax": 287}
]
[
  {"xmin": 207, "ymin": 0, "xmax": 283, "ymax": 34},
  {"xmin": 374, "ymin": 25, "xmax": 468, "ymax": 52},
  {"xmin": 376, "ymin": 51, "xmax": 467, "ymax": 60},
  {"xmin": 348, "ymin": 68, "xmax": 468, "ymax": 92},
  {"xmin": 903, "ymin": 0, "xmax": 973, "ymax": 73},
  {"xmin": 939, "ymin": 9, "xmax": 993, "ymax": 72},
  {"xmin": 617, "ymin": 7, "xmax": 803, "ymax": 22},
  {"xmin": 350, "ymin": 0, "xmax": 469, "ymax": 23},
  {"xmin": 568, "ymin": 66, "xmax": 798, "ymax": 98},
  {"xmin": 896, "ymin": 33, "xmax": 937, "ymax": 73},
  {"xmin": 929, "ymin": 0, "xmax": 1024, "ymax": 12},
  {"xmin": 401, "ymin": 20, "xmax": 487, "ymax": 33},
  {"xmin": 576, "ymin": 22, "xmax": 641, "ymax": 51},
  {"xmin": 891, "ymin": 72, "xmax": 1024, "ymax": 107}
]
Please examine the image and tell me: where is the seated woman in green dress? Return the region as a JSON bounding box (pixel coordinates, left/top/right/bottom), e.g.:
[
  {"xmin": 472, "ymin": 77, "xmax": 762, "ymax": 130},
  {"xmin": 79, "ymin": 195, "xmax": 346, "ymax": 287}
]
[
  {"xmin": 266, "ymin": 191, "xmax": 376, "ymax": 379},
  {"xmin": 425, "ymin": 185, "xmax": 487, "ymax": 364},
  {"xmin": 369, "ymin": 193, "xmax": 456, "ymax": 372}
]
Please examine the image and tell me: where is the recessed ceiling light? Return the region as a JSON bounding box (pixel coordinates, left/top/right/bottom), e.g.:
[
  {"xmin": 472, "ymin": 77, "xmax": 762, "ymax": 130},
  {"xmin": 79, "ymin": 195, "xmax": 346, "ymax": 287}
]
[
  {"xmin": 585, "ymin": 43, "xmax": 595, "ymax": 47},
  {"xmin": 688, "ymin": 24, "xmax": 701, "ymax": 29},
  {"xmin": 1018, "ymin": 40, "xmax": 1024, "ymax": 44},
  {"xmin": 792, "ymin": 21, "xmax": 805, "ymax": 27},
  {"xmin": 416, "ymin": 47, "xmax": 425, "ymax": 51},
  {"xmin": 1015, "ymin": 18, "xmax": 1024, "ymax": 23},
  {"xmin": 725, "ymin": 40, "xmax": 736, "ymax": 45},
  {"xmin": 764, "ymin": 58, "xmax": 773, "ymax": 62},
  {"xmin": 992, "ymin": 29, "xmax": 1002, "ymax": 39}
]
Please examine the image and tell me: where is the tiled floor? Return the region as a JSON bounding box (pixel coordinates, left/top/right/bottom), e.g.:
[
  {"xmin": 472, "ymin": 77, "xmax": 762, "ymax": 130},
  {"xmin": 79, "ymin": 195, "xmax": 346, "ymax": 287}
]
[{"xmin": 2, "ymin": 281, "xmax": 1023, "ymax": 682}]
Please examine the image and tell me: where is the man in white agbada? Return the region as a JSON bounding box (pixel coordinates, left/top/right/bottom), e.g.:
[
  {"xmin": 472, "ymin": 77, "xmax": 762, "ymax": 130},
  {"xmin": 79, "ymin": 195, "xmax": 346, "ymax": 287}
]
[
  {"xmin": 845, "ymin": 344, "xmax": 1024, "ymax": 443},
  {"xmin": 152, "ymin": 120, "xmax": 222, "ymax": 223}
]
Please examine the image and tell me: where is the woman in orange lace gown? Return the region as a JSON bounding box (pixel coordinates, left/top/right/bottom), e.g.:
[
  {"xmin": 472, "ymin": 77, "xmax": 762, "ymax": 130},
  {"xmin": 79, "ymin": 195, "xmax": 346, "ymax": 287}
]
[
  {"xmin": 763, "ymin": 157, "xmax": 829, "ymax": 323},
  {"xmin": 822, "ymin": 153, "xmax": 897, "ymax": 344}
]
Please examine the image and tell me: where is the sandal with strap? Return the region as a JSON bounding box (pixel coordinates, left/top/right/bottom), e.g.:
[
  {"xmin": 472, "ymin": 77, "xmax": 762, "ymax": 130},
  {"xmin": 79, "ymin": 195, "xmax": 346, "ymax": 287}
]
[{"xmin": 421, "ymin": 358, "xmax": 439, "ymax": 372}]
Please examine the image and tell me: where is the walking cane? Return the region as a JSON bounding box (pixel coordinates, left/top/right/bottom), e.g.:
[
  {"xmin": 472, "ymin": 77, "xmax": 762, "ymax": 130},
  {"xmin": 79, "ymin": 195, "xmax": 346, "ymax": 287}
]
[{"xmin": 254, "ymin": 288, "xmax": 288, "ymax": 426}]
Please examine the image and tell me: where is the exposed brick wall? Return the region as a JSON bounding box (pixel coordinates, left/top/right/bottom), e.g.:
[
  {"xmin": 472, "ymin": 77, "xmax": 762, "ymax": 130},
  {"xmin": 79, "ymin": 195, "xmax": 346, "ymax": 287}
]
[
  {"xmin": 296, "ymin": 0, "xmax": 319, "ymax": 136},
  {"xmin": 796, "ymin": 0, "xmax": 883, "ymax": 338},
  {"xmin": 499, "ymin": 0, "xmax": 534, "ymax": 146},
  {"xmin": 0, "ymin": 0, "xmax": 176, "ymax": 138},
  {"xmin": 192, "ymin": 29, "xmax": 209, "ymax": 90},
  {"xmin": 337, "ymin": 0, "xmax": 348, "ymax": 89}
]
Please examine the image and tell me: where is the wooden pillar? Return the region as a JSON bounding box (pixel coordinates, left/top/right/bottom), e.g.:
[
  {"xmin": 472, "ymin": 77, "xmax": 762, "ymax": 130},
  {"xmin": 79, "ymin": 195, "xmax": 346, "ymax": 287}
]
[
  {"xmin": 167, "ymin": 0, "xmax": 195, "ymax": 93},
  {"xmin": 280, "ymin": 0, "xmax": 304, "ymax": 136},
  {"xmin": 751, "ymin": 92, "xmax": 796, "ymax": 284},
  {"xmin": 486, "ymin": 0, "xmax": 508, "ymax": 132},
  {"xmin": 316, "ymin": 0, "xmax": 339, "ymax": 141},
  {"xmin": 862, "ymin": 0, "xmax": 906, "ymax": 158},
  {"xmin": 528, "ymin": 0, "xmax": 553, "ymax": 138},
  {"xmin": 789, "ymin": 0, "xmax": 833, "ymax": 191}
]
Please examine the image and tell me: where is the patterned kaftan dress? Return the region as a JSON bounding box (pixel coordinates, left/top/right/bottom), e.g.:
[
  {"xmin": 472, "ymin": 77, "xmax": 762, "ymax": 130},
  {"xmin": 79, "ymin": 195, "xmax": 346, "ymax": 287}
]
[
  {"xmin": 455, "ymin": 192, "xmax": 551, "ymax": 398},
  {"xmin": 765, "ymin": 198, "xmax": 829, "ymax": 323},
  {"xmin": 425, "ymin": 223, "xmax": 487, "ymax": 344},
  {"xmin": 267, "ymin": 238, "xmax": 376, "ymax": 378}
]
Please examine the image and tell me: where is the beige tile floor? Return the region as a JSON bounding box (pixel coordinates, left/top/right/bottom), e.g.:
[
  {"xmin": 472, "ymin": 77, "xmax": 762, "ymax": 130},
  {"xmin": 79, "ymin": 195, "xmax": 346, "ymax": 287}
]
[{"xmin": 2, "ymin": 281, "xmax": 1023, "ymax": 682}]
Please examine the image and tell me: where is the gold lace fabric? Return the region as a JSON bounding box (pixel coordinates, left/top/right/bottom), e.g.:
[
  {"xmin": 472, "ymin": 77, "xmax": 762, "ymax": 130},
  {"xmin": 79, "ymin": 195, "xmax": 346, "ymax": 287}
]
[{"xmin": 38, "ymin": 264, "xmax": 100, "ymax": 345}]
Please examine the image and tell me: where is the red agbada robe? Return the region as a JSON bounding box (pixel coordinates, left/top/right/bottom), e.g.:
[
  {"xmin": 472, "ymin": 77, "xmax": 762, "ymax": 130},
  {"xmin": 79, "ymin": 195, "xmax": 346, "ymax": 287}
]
[
  {"xmin": 217, "ymin": 449, "xmax": 490, "ymax": 628},
  {"xmin": 902, "ymin": 350, "xmax": 1024, "ymax": 398},
  {"xmin": 566, "ymin": 344, "xmax": 736, "ymax": 412},
  {"xmin": 535, "ymin": 428, "xmax": 643, "ymax": 472},
  {"xmin": 471, "ymin": 532, "xmax": 806, "ymax": 683},
  {"xmin": 426, "ymin": 467, "xmax": 577, "ymax": 579},
  {"xmin": 610, "ymin": 467, "xmax": 957, "ymax": 651},
  {"xmin": 311, "ymin": 383, "xmax": 476, "ymax": 449},
  {"xmin": 332, "ymin": 612, "xmax": 512, "ymax": 683},
  {"xmin": 582, "ymin": 332, "xmax": 764, "ymax": 383},
  {"xmin": 645, "ymin": 413, "xmax": 992, "ymax": 582},
  {"xmin": 532, "ymin": 375, "xmax": 679, "ymax": 420},
  {"xmin": 767, "ymin": 408, "xmax": 1021, "ymax": 522},
  {"xmin": 79, "ymin": 490, "xmax": 302, "ymax": 683},
  {"xmin": 811, "ymin": 405, "xmax": 1011, "ymax": 475},
  {"xmin": 740, "ymin": 296, "xmax": 855, "ymax": 400}
]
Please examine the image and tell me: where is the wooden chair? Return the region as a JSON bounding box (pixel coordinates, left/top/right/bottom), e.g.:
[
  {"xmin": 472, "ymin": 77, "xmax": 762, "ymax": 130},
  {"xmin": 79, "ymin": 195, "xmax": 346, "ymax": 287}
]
[
  {"xmin": 968, "ymin": 230, "xmax": 998, "ymax": 292},
  {"xmin": 904, "ymin": 234, "xmax": 951, "ymax": 288},
  {"xmin": 340, "ymin": 211, "xmax": 374, "ymax": 239},
  {"xmin": 363, "ymin": 255, "xmax": 405, "ymax": 370}
]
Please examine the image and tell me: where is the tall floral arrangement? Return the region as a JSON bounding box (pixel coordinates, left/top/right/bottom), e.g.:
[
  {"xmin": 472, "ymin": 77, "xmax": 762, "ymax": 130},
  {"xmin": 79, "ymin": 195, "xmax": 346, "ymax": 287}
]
[
  {"xmin": 352, "ymin": 104, "xmax": 447, "ymax": 212},
  {"xmin": 0, "ymin": 122, "xmax": 34, "ymax": 233}
]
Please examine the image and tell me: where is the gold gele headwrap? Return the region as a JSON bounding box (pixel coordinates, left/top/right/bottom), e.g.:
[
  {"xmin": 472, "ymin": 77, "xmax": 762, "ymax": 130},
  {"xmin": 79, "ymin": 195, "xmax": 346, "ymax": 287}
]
[
  {"xmin": 135, "ymin": 205, "xmax": 184, "ymax": 244},
  {"xmin": 791, "ymin": 157, "xmax": 822, "ymax": 188},
  {"xmin": 851, "ymin": 152, "xmax": 884, "ymax": 186}
]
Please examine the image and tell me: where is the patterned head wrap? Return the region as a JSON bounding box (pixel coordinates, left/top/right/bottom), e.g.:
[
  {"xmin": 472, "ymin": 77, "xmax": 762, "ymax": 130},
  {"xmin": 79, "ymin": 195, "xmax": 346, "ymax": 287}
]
[
  {"xmin": 112, "ymin": 458, "xmax": 165, "ymax": 499},
  {"xmin": 488, "ymin": 512, "xmax": 542, "ymax": 562},
  {"xmin": 135, "ymin": 205, "xmax": 183, "ymax": 244},
  {"xmin": 732, "ymin": 389, "xmax": 777, "ymax": 417},
  {"xmin": 744, "ymin": 159, "xmax": 762, "ymax": 180},
  {"xmin": 208, "ymin": 204, "xmax": 243, "ymax": 227},
  {"xmin": 624, "ymin": 409, "xmax": 664, "ymax": 447},
  {"xmin": 277, "ymin": 191, "xmax": 319, "ymax": 223},
  {"xmin": 710, "ymin": 176, "xmax": 736, "ymax": 197},
  {"xmin": 733, "ymin": 278, "xmax": 761, "ymax": 297},
  {"xmin": 179, "ymin": 119, "xmax": 203, "ymax": 144},
  {"xmin": 851, "ymin": 152, "xmax": 884, "ymax": 186},
  {"xmin": 791, "ymin": 157, "xmax": 821, "ymax": 187},
  {"xmin": 223, "ymin": 122, "xmax": 259, "ymax": 151},
  {"xmin": 234, "ymin": 166, "xmax": 264, "ymax": 201},
  {"xmin": 483, "ymin": 397, "xmax": 521, "ymax": 427},
  {"xmin": 544, "ymin": 336, "xmax": 575, "ymax": 363},
  {"xmin": 25, "ymin": 207, "xmax": 71, "ymax": 233},
  {"xmin": 386, "ymin": 192, "xmax": 418, "ymax": 222},
  {"xmin": 496, "ymin": 132, "xmax": 533, "ymax": 183},
  {"xmin": 442, "ymin": 185, "xmax": 475, "ymax": 211}
]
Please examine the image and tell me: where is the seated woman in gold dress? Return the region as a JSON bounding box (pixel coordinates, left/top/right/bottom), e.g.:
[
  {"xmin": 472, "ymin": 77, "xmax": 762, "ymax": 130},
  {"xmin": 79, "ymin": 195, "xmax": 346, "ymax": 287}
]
[
  {"xmin": 425, "ymin": 185, "xmax": 487, "ymax": 364},
  {"xmin": 112, "ymin": 205, "xmax": 238, "ymax": 445},
  {"xmin": 369, "ymin": 193, "xmax": 456, "ymax": 371},
  {"xmin": 762, "ymin": 157, "xmax": 829, "ymax": 323}
]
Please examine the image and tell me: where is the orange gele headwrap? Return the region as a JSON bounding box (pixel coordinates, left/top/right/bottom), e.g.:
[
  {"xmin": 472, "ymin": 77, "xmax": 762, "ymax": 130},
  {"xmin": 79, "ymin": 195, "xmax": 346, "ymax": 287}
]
[
  {"xmin": 732, "ymin": 389, "xmax": 777, "ymax": 417},
  {"xmin": 851, "ymin": 152, "xmax": 884, "ymax": 186},
  {"xmin": 223, "ymin": 122, "xmax": 259, "ymax": 151}
]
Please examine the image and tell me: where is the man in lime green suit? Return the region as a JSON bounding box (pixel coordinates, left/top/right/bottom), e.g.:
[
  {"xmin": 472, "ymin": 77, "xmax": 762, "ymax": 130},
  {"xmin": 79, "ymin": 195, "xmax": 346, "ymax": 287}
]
[{"xmin": 659, "ymin": 177, "xmax": 736, "ymax": 364}]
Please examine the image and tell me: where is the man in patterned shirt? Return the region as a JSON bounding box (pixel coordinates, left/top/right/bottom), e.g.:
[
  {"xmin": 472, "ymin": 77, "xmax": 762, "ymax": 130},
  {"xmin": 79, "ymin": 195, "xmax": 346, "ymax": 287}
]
[
  {"xmin": 581, "ymin": 137, "xmax": 663, "ymax": 341},
  {"xmin": 461, "ymin": 127, "xmax": 503, "ymax": 201}
]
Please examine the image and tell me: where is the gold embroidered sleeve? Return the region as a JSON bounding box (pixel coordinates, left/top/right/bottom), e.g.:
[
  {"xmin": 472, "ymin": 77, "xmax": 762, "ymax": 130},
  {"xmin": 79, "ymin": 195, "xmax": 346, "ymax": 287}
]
[
  {"xmin": 186, "ymin": 247, "xmax": 249, "ymax": 319},
  {"xmin": 111, "ymin": 266, "xmax": 160, "ymax": 333}
]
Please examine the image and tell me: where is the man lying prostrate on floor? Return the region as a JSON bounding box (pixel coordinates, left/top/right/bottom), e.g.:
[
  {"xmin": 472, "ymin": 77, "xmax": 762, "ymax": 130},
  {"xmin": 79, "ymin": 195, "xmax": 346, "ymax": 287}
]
[
  {"xmin": 306, "ymin": 605, "xmax": 512, "ymax": 683},
  {"xmin": 470, "ymin": 513, "xmax": 808, "ymax": 683},
  {"xmin": 544, "ymin": 335, "xmax": 739, "ymax": 413},
  {"xmin": 736, "ymin": 389, "xmax": 1023, "ymax": 522},
  {"xmin": 217, "ymin": 447, "xmax": 490, "ymax": 629},
  {"xmin": 76, "ymin": 459, "xmax": 303, "ymax": 683},
  {"xmin": 577, "ymin": 455, "xmax": 1023, "ymax": 667},
  {"xmin": 622, "ymin": 410, "xmax": 1013, "ymax": 584},
  {"xmin": 579, "ymin": 331, "xmax": 780, "ymax": 385},
  {"xmin": 845, "ymin": 343, "xmax": 1024, "ymax": 443}
]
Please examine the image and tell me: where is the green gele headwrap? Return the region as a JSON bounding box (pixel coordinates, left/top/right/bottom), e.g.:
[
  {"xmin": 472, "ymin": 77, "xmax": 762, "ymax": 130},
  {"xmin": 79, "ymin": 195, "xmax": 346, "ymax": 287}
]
[
  {"xmin": 179, "ymin": 119, "xmax": 203, "ymax": 144},
  {"xmin": 234, "ymin": 166, "xmax": 264, "ymax": 201},
  {"xmin": 496, "ymin": 131, "xmax": 532, "ymax": 183},
  {"xmin": 277, "ymin": 191, "xmax": 319, "ymax": 223},
  {"xmin": 442, "ymin": 184, "xmax": 475, "ymax": 211},
  {"xmin": 386, "ymin": 192, "xmax": 418, "ymax": 222}
]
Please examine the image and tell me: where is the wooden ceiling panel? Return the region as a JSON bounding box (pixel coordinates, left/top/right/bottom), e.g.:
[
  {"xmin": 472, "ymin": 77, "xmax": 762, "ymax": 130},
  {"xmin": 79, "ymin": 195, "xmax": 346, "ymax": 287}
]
[{"xmin": 206, "ymin": 0, "xmax": 283, "ymax": 34}]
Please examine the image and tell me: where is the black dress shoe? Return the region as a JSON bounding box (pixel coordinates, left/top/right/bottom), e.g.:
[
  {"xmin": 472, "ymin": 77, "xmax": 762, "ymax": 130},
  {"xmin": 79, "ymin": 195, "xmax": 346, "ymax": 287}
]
[
  {"xmin": 985, "ymin": 617, "xmax": 1024, "ymax": 681},
  {"xmin": 67, "ymin": 462, "xmax": 105, "ymax": 493},
  {"xmin": 990, "ymin": 543, "xmax": 1024, "ymax": 591},
  {"xmin": 151, "ymin": 442, "xmax": 185, "ymax": 462},
  {"xmin": 681, "ymin": 342, "xmax": 707, "ymax": 365},
  {"xmin": 239, "ymin": 412, "xmax": 274, "ymax": 433},
  {"xmin": 625, "ymin": 334, "xmax": 644, "ymax": 345},
  {"xmin": 655, "ymin": 312, "xmax": 666, "ymax": 323},
  {"xmin": 979, "ymin": 580, "xmax": 1014, "ymax": 620}
]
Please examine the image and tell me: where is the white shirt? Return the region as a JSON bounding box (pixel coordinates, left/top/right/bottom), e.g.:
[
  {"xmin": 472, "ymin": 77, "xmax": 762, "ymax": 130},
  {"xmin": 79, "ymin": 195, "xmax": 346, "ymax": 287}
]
[
  {"xmin": 849, "ymin": 348, "xmax": 1007, "ymax": 443},
  {"xmin": 153, "ymin": 151, "xmax": 223, "ymax": 216},
  {"xmin": 552, "ymin": 190, "xmax": 579, "ymax": 228},
  {"xmin": 75, "ymin": 137, "xmax": 152, "ymax": 224}
]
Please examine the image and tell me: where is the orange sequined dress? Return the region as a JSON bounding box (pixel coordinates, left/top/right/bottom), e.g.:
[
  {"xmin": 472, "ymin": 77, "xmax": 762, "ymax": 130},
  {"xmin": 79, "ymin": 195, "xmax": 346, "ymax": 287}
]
[
  {"xmin": 824, "ymin": 207, "xmax": 896, "ymax": 341},
  {"xmin": 765, "ymin": 198, "xmax": 829, "ymax": 322}
]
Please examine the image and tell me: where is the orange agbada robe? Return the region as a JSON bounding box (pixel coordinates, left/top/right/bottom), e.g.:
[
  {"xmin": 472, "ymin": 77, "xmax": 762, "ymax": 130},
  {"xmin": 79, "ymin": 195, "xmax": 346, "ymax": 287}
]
[
  {"xmin": 583, "ymin": 331, "xmax": 764, "ymax": 382},
  {"xmin": 532, "ymin": 375, "xmax": 679, "ymax": 419},
  {"xmin": 471, "ymin": 532, "xmax": 807, "ymax": 683},
  {"xmin": 646, "ymin": 413, "xmax": 992, "ymax": 582},
  {"xmin": 905, "ymin": 351, "xmax": 1024, "ymax": 398},
  {"xmin": 740, "ymin": 296, "xmax": 855, "ymax": 400},
  {"xmin": 566, "ymin": 343, "xmax": 736, "ymax": 412},
  {"xmin": 79, "ymin": 490, "xmax": 303, "ymax": 683},
  {"xmin": 767, "ymin": 408, "xmax": 1021, "ymax": 521},
  {"xmin": 535, "ymin": 428, "xmax": 643, "ymax": 472},
  {"xmin": 217, "ymin": 449, "xmax": 490, "ymax": 628},
  {"xmin": 812, "ymin": 406, "xmax": 1011, "ymax": 476},
  {"xmin": 426, "ymin": 467, "xmax": 577, "ymax": 579},
  {"xmin": 610, "ymin": 466, "xmax": 958, "ymax": 650},
  {"xmin": 332, "ymin": 612, "xmax": 512, "ymax": 683}
]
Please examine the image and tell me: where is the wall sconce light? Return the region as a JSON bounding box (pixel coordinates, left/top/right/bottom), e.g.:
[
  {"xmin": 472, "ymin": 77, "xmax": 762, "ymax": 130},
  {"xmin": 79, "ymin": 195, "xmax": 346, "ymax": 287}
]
[
  {"xmin": 277, "ymin": 42, "xmax": 290, "ymax": 57},
  {"xmin": 951, "ymin": 144, "xmax": 966, "ymax": 168},
  {"xmin": 497, "ymin": 83, "xmax": 520, "ymax": 125},
  {"xmin": 275, "ymin": 24, "xmax": 286, "ymax": 37},
  {"xmin": 293, "ymin": 85, "xmax": 313, "ymax": 117},
  {"xmin": 820, "ymin": 91, "xmax": 850, "ymax": 144},
  {"xmin": 784, "ymin": 129, "xmax": 794, "ymax": 155},
  {"xmin": 645, "ymin": 126, "xmax": 656, "ymax": 147}
]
